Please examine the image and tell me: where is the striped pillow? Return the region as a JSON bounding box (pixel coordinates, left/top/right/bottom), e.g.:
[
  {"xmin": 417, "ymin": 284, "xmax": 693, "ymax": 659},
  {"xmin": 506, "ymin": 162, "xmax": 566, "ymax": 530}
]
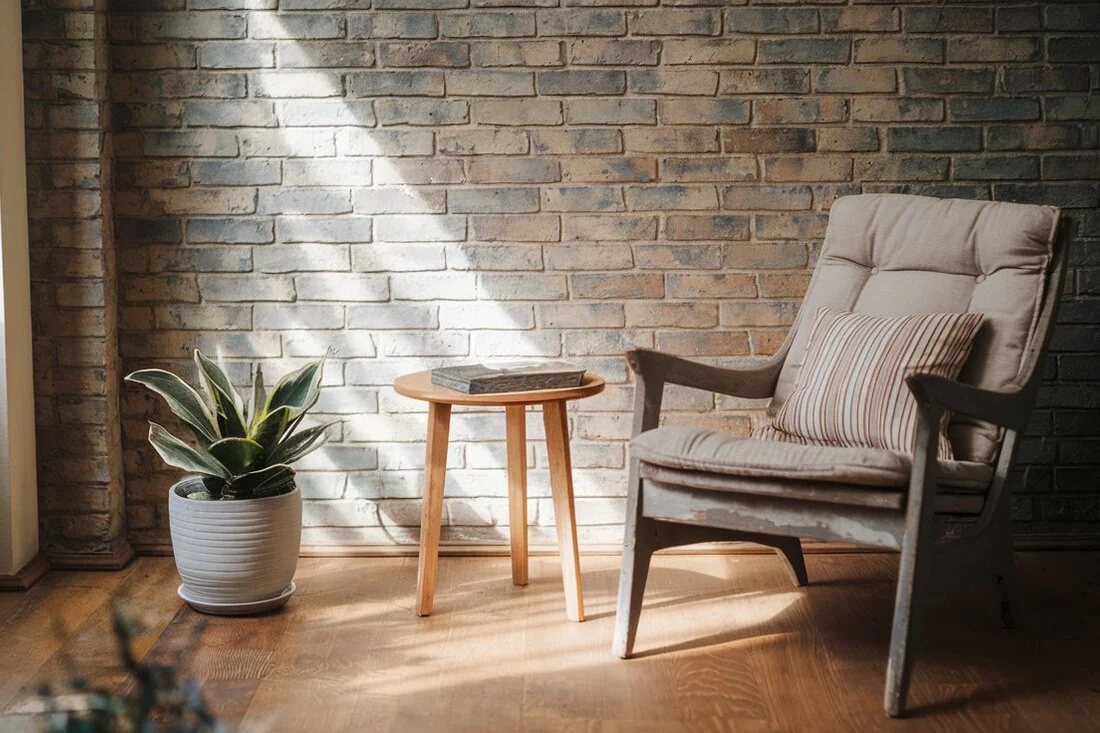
[{"xmin": 769, "ymin": 308, "xmax": 985, "ymax": 460}]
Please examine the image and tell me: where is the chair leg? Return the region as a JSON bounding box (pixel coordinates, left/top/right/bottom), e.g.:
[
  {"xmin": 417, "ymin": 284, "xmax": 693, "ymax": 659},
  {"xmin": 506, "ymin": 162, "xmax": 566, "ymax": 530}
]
[
  {"xmin": 884, "ymin": 527, "xmax": 935, "ymax": 717},
  {"xmin": 613, "ymin": 460, "xmax": 653, "ymax": 659},
  {"xmin": 613, "ymin": 516, "xmax": 656, "ymax": 659},
  {"xmin": 990, "ymin": 505, "xmax": 1017, "ymax": 630},
  {"xmin": 883, "ymin": 399, "xmax": 943, "ymax": 718},
  {"xmin": 772, "ymin": 536, "xmax": 809, "ymax": 587}
]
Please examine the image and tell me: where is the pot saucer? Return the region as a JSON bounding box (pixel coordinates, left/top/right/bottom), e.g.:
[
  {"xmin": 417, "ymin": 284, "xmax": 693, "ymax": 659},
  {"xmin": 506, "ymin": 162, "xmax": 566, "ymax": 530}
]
[{"xmin": 178, "ymin": 582, "xmax": 295, "ymax": 616}]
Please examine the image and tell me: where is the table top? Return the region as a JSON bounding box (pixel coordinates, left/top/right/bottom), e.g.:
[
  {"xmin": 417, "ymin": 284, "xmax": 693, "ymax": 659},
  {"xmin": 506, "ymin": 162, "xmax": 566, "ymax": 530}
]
[{"xmin": 393, "ymin": 370, "xmax": 606, "ymax": 406}]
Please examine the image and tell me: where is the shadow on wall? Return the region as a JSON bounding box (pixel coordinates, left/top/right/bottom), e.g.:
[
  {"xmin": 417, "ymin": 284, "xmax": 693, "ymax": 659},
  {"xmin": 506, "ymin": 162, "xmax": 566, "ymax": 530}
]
[{"xmin": 112, "ymin": 11, "xmax": 643, "ymax": 552}]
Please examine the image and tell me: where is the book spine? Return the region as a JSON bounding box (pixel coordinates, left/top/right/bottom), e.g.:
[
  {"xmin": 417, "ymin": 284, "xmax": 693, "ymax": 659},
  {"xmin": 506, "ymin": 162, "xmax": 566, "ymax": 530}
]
[
  {"xmin": 467, "ymin": 374, "xmax": 584, "ymax": 393},
  {"xmin": 430, "ymin": 373, "xmax": 473, "ymax": 393}
]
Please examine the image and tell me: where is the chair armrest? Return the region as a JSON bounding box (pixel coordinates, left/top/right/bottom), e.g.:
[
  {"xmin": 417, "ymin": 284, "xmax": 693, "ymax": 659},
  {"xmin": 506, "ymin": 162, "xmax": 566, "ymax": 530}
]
[
  {"xmin": 905, "ymin": 374, "xmax": 1032, "ymax": 432},
  {"xmin": 626, "ymin": 349, "xmax": 782, "ymax": 400},
  {"xmin": 626, "ymin": 349, "xmax": 784, "ymax": 437}
]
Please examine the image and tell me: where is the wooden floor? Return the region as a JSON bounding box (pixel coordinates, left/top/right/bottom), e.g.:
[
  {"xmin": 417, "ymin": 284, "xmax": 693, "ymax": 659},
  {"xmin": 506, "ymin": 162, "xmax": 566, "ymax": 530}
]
[{"xmin": 1, "ymin": 552, "xmax": 1098, "ymax": 732}]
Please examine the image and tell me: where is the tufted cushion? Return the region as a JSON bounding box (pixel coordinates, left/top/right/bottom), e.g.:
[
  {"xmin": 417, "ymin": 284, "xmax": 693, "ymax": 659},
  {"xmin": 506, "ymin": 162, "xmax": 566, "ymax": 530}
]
[
  {"xmin": 770, "ymin": 194, "xmax": 1060, "ymax": 464},
  {"xmin": 631, "ymin": 427, "xmax": 993, "ymax": 490},
  {"xmin": 770, "ymin": 308, "xmax": 984, "ymax": 459}
]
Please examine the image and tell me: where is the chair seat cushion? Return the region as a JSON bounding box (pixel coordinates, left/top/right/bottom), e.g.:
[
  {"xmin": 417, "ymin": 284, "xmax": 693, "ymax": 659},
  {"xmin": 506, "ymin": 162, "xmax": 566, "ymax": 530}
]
[{"xmin": 631, "ymin": 427, "xmax": 993, "ymax": 490}]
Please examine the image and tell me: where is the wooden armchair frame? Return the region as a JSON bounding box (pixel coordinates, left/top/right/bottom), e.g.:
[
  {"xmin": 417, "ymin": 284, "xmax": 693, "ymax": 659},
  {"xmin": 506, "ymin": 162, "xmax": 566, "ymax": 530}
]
[{"xmin": 613, "ymin": 219, "xmax": 1071, "ymax": 718}]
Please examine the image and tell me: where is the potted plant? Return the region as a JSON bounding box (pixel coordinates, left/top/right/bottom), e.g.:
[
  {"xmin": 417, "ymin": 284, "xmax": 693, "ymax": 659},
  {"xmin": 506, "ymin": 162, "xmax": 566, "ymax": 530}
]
[{"xmin": 126, "ymin": 351, "xmax": 332, "ymax": 615}]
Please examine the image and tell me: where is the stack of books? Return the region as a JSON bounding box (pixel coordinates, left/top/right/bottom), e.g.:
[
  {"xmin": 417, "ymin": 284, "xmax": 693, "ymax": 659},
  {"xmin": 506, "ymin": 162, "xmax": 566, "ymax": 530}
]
[{"xmin": 430, "ymin": 360, "xmax": 586, "ymax": 394}]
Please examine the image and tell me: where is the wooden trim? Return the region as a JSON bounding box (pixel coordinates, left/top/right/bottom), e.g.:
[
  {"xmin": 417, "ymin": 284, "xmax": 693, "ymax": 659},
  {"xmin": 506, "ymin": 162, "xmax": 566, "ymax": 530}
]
[
  {"xmin": 128, "ymin": 533, "xmax": 1099, "ymax": 560},
  {"xmin": 0, "ymin": 552, "xmax": 49, "ymax": 591},
  {"xmin": 0, "ymin": 2, "xmax": 40, "ymax": 590},
  {"xmin": 642, "ymin": 480, "xmax": 904, "ymax": 550},
  {"xmin": 47, "ymin": 540, "xmax": 135, "ymax": 570},
  {"xmin": 1014, "ymin": 533, "xmax": 1100, "ymax": 551},
  {"xmin": 134, "ymin": 540, "xmax": 878, "ymax": 557}
]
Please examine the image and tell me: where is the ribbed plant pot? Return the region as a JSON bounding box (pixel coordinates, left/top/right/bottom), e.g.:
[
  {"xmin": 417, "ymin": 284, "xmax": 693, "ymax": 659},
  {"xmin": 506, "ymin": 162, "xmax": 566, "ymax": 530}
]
[{"xmin": 168, "ymin": 476, "xmax": 302, "ymax": 616}]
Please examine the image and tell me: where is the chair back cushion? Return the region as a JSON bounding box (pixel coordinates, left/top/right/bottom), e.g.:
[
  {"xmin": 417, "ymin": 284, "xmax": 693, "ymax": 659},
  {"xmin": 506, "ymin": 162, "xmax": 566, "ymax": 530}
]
[{"xmin": 771, "ymin": 194, "xmax": 1060, "ymax": 464}]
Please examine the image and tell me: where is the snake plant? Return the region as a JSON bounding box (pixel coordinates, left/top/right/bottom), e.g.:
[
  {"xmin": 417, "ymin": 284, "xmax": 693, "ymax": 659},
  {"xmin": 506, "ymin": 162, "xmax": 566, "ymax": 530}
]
[{"xmin": 126, "ymin": 351, "xmax": 332, "ymax": 500}]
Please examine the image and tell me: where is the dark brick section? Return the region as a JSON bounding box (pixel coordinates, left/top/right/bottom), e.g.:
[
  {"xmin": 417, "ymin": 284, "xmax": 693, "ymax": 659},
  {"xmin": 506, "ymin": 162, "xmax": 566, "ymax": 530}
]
[
  {"xmin": 20, "ymin": 0, "xmax": 1100, "ymax": 550},
  {"xmin": 22, "ymin": 0, "xmax": 130, "ymax": 563},
  {"xmin": 887, "ymin": 126, "xmax": 982, "ymax": 152}
]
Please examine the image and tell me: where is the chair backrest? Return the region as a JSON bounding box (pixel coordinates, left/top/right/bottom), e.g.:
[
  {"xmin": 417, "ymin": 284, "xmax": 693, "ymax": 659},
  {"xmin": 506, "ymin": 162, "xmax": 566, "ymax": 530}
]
[{"xmin": 771, "ymin": 193, "xmax": 1061, "ymax": 464}]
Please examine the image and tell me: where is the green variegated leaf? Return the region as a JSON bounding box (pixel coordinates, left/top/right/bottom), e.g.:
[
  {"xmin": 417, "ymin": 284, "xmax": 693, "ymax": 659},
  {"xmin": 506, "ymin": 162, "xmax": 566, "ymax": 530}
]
[
  {"xmin": 195, "ymin": 351, "xmax": 248, "ymax": 438},
  {"xmin": 267, "ymin": 421, "xmax": 336, "ymax": 465},
  {"xmin": 195, "ymin": 350, "xmax": 243, "ymax": 410},
  {"xmin": 208, "ymin": 437, "xmax": 265, "ymax": 475},
  {"xmin": 148, "ymin": 423, "xmax": 230, "ymax": 478},
  {"xmin": 249, "ymin": 404, "xmax": 292, "ymax": 452},
  {"xmin": 265, "ymin": 358, "xmax": 324, "ymax": 418},
  {"xmin": 212, "ymin": 395, "xmax": 249, "ymax": 439},
  {"xmin": 124, "ymin": 370, "xmax": 219, "ymax": 444},
  {"xmin": 250, "ymin": 364, "xmax": 267, "ymax": 431},
  {"xmin": 221, "ymin": 464, "xmax": 295, "ymax": 501},
  {"xmin": 284, "ymin": 411, "xmax": 306, "ymax": 440}
]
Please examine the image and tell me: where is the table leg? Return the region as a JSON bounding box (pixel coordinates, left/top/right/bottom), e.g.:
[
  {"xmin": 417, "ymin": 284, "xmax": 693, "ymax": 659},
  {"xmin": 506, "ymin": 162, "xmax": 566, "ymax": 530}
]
[
  {"xmin": 506, "ymin": 405, "xmax": 529, "ymax": 587},
  {"xmin": 417, "ymin": 401, "xmax": 451, "ymax": 617},
  {"xmin": 542, "ymin": 400, "xmax": 585, "ymax": 622}
]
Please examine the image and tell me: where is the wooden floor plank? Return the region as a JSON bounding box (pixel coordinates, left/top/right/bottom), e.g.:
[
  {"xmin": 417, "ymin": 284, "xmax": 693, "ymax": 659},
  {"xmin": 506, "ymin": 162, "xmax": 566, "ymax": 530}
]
[
  {"xmin": 742, "ymin": 556, "xmax": 855, "ymax": 732},
  {"xmin": 15, "ymin": 559, "xmax": 183, "ymax": 708},
  {"xmin": 0, "ymin": 564, "xmax": 137, "ymax": 711},
  {"xmin": 0, "ymin": 590, "xmax": 28, "ymax": 624},
  {"xmin": 593, "ymin": 559, "xmax": 686, "ymax": 726},
  {"xmin": 623, "ymin": 555, "xmax": 775, "ymax": 726},
  {"xmin": 1, "ymin": 552, "xmax": 1098, "ymax": 733}
]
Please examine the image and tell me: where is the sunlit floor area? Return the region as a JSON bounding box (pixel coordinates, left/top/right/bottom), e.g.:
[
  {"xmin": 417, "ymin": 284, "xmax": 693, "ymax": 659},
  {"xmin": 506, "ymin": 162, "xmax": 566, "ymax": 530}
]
[{"xmin": 2, "ymin": 553, "xmax": 1098, "ymax": 732}]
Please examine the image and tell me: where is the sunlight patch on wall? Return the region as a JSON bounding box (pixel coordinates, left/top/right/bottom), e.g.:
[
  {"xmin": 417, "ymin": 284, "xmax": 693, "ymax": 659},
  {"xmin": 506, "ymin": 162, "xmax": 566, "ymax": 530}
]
[{"xmin": 264, "ymin": 22, "xmax": 561, "ymax": 543}]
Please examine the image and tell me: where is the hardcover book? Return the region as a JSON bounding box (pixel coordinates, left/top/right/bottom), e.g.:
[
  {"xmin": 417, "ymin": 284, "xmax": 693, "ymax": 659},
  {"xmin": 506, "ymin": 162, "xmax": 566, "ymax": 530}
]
[{"xmin": 431, "ymin": 361, "xmax": 586, "ymax": 394}]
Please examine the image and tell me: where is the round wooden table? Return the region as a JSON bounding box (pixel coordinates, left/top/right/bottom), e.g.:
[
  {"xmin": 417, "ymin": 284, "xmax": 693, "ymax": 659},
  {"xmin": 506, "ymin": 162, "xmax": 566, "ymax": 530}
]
[{"xmin": 393, "ymin": 371, "xmax": 606, "ymax": 622}]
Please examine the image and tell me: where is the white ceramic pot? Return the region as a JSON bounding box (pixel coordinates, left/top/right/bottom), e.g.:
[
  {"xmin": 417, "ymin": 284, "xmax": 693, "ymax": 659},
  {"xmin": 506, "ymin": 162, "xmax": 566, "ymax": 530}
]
[{"xmin": 168, "ymin": 476, "xmax": 302, "ymax": 615}]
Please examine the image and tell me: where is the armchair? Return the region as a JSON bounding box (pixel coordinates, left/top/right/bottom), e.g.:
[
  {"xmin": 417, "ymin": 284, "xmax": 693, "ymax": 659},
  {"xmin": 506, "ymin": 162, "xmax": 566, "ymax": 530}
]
[{"xmin": 613, "ymin": 194, "xmax": 1071, "ymax": 717}]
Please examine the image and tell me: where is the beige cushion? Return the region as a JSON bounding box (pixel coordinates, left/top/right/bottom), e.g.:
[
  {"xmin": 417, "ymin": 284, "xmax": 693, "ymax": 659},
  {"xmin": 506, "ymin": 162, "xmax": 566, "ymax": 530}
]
[
  {"xmin": 770, "ymin": 308, "xmax": 984, "ymax": 460},
  {"xmin": 631, "ymin": 427, "xmax": 994, "ymax": 490},
  {"xmin": 771, "ymin": 194, "xmax": 1059, "ymax": 464}
]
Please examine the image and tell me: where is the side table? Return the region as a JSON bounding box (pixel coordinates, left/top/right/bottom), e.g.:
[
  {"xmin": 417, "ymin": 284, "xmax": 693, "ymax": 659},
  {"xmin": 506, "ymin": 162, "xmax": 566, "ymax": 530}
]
[{"xmin": 393, "ymin": 371, "xmax": 606, "ymax": 622}]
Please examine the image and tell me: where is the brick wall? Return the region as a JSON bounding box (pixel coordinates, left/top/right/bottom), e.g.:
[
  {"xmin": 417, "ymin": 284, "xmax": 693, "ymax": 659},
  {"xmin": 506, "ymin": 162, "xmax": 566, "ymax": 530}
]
[{"xmin": 24, "ymin": 1, "xmax": 1100, "ymax": 554}]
